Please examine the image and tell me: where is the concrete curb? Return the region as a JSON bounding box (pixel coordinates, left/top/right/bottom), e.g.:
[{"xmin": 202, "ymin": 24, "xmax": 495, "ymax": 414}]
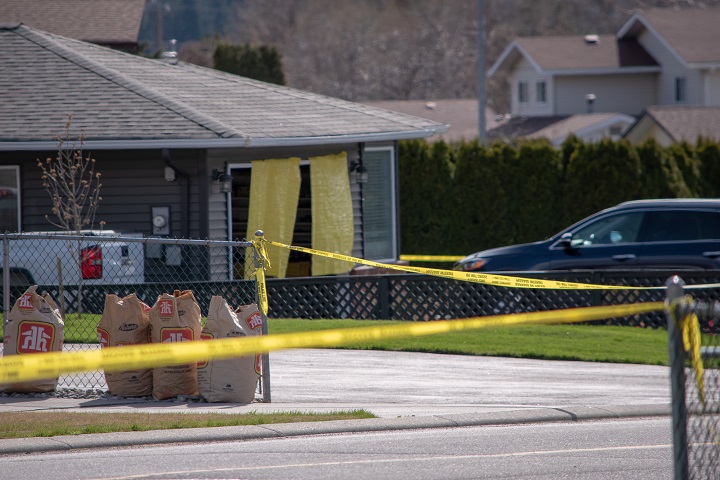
[{"xmin": 0, "ymin": 403, "xmax": 671, "ymax": 455}]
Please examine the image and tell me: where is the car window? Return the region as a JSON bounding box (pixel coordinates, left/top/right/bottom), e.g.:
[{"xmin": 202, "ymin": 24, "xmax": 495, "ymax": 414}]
[
  {"xmin": 570, "ymin": 212, "xmax": 643, "ymax": 246},
  {"xmin": 641, "ymin": 211, "xmax": 720, "ymax": 242}
]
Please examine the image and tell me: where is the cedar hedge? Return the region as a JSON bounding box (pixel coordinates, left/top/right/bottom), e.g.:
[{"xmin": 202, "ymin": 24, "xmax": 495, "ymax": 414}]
[{"xmin": 398, "ymin": 136, "xmax": 720, "ymax": 257}]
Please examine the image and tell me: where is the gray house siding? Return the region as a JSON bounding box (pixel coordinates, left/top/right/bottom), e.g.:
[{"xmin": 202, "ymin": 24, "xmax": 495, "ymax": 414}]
[
  {"xmin": 554, "ymin": 74, "xmax": 657, "ymax": 116},
  {"xmin": 1, "ymin": 148, "xmax": 213, "ymax": 281},
  {"xmin": 0, "ymin": 149, "xmax": 194, "ymax": 235}
]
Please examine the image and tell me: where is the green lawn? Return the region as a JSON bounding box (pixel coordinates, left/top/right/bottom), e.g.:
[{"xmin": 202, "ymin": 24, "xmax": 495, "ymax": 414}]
[
  {"xmin": 0, "ymin": 314, "xmax": 670, "ymax": 366},
  {"xmin": 268, "ymin": 319, "xmax": 670, "ymax": 366}
]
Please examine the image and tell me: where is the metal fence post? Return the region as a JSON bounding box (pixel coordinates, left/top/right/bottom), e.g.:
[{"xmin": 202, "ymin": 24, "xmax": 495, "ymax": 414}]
[
  {"xmin": 254, "ymin": 230, "xmax": 271, "ymax": 403},
  {"xmin": 379, "ymin": 276, "xmax": 390, "ymax": 319},
  {"xmin": 666, "ymin": 275, "xmax": 689, "ymax": 480}
]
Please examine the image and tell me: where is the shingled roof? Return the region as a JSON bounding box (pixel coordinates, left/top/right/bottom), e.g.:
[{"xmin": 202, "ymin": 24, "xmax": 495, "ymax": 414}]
[
  {"xmin": 0, "ymin": 0, "xmax": 145, "ymax": 50},
  {"xmin": 0, "ymin": 24, "xmax": 447, "ymax": 151},
  {"xmin": 361, "ymin": 99, "xmax": 505, "ymax": 143},
  {"xmin": 488, "ymin": 34, "xmax": 659, "ymax": 77},
  {"xmin": 618, "ymin": 7, "xmax": 720, "ymax": 66},
  {"xmin": 631, "ymin": 106, "xmax": 720, "ymax": 143}
]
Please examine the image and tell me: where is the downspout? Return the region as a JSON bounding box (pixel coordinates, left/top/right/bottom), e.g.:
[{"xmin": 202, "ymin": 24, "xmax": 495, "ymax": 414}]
[{"xmin": 163, "ymin": 148, "xmax": 190, "ymax": 237}]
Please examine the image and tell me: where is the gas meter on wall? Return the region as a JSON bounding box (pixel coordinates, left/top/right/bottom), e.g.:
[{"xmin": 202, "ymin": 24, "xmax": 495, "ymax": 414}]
[{"xmin": 151, "ymin": 206, "xmax": 170, "ymax": 236}]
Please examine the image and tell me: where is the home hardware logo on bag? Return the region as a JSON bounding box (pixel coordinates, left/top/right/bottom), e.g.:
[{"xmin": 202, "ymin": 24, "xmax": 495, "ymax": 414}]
[
  {"xmin": 18, "ymin": 321, "xmax": 55, "ymax": 353},
  {"xmin": 161, "ymin": 327, "xmax": 193, "ymax": 343},
  {"xmin": 246, "ymin": 312, "xmax": 262, "ymax": 331},
  {"xmin": 158, "ymin": 299, "xmax": 174, "ymax": 317},
  {"xmin": 97, "ymin": 328, "xmax": 109, "ymax": 348},
  {"xmin": 17, "ymin": 294, "xmax": 33, "ymax": 310}
]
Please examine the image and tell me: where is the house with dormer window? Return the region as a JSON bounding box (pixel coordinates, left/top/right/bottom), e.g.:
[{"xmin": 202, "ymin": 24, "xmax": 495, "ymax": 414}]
[{"xmin": 487, "ymin": 6, "xmax": 720, "ymax": 146}]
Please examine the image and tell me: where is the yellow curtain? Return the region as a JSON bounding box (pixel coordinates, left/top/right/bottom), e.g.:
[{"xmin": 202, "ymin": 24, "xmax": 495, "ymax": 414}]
[
  {"xmin": 245, "ymin": 157, "xmax": 301, "ymax": 278},
  {"xmin": 310, "ymin": 152, "xmax": 354, "ymax": 276}
]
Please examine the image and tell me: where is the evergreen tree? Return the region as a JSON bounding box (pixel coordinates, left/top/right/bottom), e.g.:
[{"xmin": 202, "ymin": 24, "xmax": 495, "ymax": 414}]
[
  {"xmin": 213, "ymin": 42, "xmax": 286, "ymax": 85},
  {"xmin": 450, "ymin": 141, "xmax": 508, "ymax": 253},
  {"xmin": 562, "ymin": 139, "xmax": 642, "ymax": 225},
  {"xmin": 508, "ymin": 139, "xmax": 563, "ymax": 243},
  {"xmin": 697, "ymin": 138, "xmax": 720, "ymax": 198},
  {"xmin": 398, "ymin": 140, "xmax": 453, "ymax": 255}
]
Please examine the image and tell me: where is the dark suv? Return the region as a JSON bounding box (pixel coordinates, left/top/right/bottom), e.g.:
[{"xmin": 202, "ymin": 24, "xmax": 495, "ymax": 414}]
[{"xmin": 453, "ymin": 199, "xmax": 720, "ymax": 272}]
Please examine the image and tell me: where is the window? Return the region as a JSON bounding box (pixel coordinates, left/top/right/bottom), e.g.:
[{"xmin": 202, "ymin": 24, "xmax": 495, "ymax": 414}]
[
  {"xmin": 536, "ymin": 81, "xmax": 547, "ymax": 103},
  {"xmin": 675, "ymin": 77, "xmax": 687, "ymax": 102},
  {"xmin": 362, "ymin": 148, "xmax": 397, "ymax": 260},
  {"xmin": 0, "ymin": 167, "xmax": 20, "ymax": 232},
  {"xmin": 641, "ymin": 211, "xmax": 720, "ymax": 242},
  {"xmin": 517, "ymin": 81, "xmax": 529, "ymax": 104},
  {"xmin": 571, "ymin": 213, "xmax": 643, "ymax": 246}
]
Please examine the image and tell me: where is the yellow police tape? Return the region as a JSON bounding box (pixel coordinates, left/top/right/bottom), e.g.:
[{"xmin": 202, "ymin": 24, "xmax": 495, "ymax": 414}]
[
  {"xmin": 251, "ymin": 236, "xmax": 270, "ymax": 315},
  {"xmin": 0, "ymin": 301, "xmax": 664, "ymax": 384},
  {"xmin": 682, "ymin": 311, "xmax": 705, "ymax": 404},
  {"xmin": 263, "ymin": 239, "xmax": 659, "ymax": 291},
  {"xmin": 400, "ymin": 254, "xmax": 465, "ymax": 262}
]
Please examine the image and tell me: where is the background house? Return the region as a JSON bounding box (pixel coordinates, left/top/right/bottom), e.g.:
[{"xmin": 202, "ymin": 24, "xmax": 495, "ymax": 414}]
[
  {"xmin": 0, "ymin": 0, "xmax": 145, "ymax": 52},
  {"xmin": 0, "ymin": 23, "xmax": 446, "ymax": 280},
  {"xmin": 487, "ymin": 6, "xmax": 720, "ymax": 146},
  {"xmin": 361, "ymin": 99, "xmax": 506, "ymax": 143},
  {"xmin": 624, "ymin": 106, "xmax": 720, "ymax": 146}
]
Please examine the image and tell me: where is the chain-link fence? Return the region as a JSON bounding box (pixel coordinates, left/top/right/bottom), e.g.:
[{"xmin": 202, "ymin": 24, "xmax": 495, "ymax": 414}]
[
  {"xmin": 0, "ymin": 233, "xmax": 264, "ymax": 394},
  {"xmin": 666, "ymin": 276, "xmax": 720, "ymax": 480}
]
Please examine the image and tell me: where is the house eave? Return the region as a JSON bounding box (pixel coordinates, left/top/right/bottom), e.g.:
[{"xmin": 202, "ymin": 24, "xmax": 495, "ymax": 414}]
[
  {"xmin": 0, "ymin": 128, "xmax": 448, "ymax": 151},
  {"xmin": 545, "ymin": 66, "xmax": 661, "ymax": 76}
]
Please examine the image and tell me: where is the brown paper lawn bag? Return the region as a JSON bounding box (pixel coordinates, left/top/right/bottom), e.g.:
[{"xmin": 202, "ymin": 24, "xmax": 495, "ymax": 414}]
[
  {"xmin": 149, "ymin": 290, "xmax": 202, "ymax": 400},
  {"xmin": 1, "ymin": 286, "xmax": 64, "ymax": 393},
  {"xmin": 97, "ymin": 293, "xmax": 152, "ymax": 397},
  {"xmin": 198, "ymin": 297, "xmax": 262, "ymax": 403}
]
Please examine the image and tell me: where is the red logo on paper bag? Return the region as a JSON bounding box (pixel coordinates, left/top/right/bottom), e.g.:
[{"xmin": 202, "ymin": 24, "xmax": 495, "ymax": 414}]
[
  {"xmin": 157, "ymin": 299, "xmax": 174, "ymax": 317},
  {"xmin": 254, "ymin": 354, "xmax": 262, "ymax": 375},
  {"xmin": 198, "ymin": 332, "xmax": 214, "ymax": 368},
  {"xmin": 246, "ymin": 312, "xmax": 263, "ymax": 331},
  {"xmin": 17, "ymin": 321, "xmax": 55, "ymax": 353},
  {"xmin": 17, "ymin": 294, "xmax": 34, "ymax": 310},
  {"xmin": 97, "ymin": 328, "xmax": 109, "ymax": 348},
  {"xmin": 161, "ymin": 327, "xmax": 193, "ymax": 343}
]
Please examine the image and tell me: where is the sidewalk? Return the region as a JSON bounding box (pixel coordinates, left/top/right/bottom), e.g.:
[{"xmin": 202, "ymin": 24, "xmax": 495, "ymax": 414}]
[{"xmin": 0, "ymin": 349, "xmax": 672, "ymax": 454}]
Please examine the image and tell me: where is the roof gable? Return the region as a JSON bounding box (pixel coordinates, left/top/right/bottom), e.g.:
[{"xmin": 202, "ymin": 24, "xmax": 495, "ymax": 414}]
[
  {"xmin": 488, "ymin": 34, "xmax": 658, "ymax": 77},
  {"xmin": 617, "ymin": 7, "xmax": 720, "ymax": 66},
  {"xmin": 641, "ymin": 106, "xmax": 720, "ymax": 143},
  {"xmin": 0, "ymin": 24, "xmax": 447, "ymax": 150}
]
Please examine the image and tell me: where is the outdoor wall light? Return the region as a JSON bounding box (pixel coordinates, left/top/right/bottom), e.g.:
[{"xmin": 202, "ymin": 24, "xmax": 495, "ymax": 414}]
[
  {"xmin": 349, "ymin": 160, "xmax": 368, "ymax": 184},
  {"xmin": 212, "ymin": 169, "xmax": 233, "ymax": 194}
]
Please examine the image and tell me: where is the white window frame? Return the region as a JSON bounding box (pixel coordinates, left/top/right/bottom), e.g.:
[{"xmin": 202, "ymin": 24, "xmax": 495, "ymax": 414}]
[
  {"xmin": 0, "ymin": 166, "xmax": 21, "ymax": 232},
  {"xmin": 518, "ymin": 81, "xmax": 529, "ymax": 104},
  {"xmin": 362, "ymin": 146, "xmax": 398, "ymax": 262},
  {"xmin": 536, "ymin": 81, "xmax": 547, "ymax": 104}
]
